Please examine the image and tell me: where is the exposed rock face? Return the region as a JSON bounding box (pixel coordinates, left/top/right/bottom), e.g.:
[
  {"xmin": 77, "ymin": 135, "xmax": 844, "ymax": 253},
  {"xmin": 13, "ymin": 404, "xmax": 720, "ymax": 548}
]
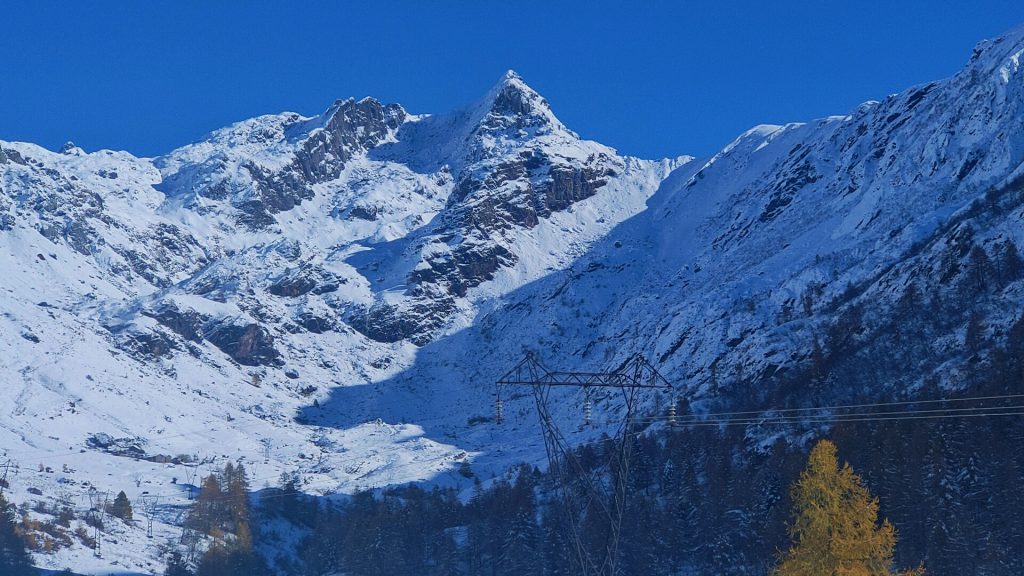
[
  {"xmin": 0, "ymin": 144, "xmax": 210, "ymax": 293},
  {"xmin": 477, "ymin": 71, "xmax": 557, "ymax": 133},
  {"xmin": 295, "ymin": 98, "xmax": 406, "ymax": 183},
  {"xmin": 60, "ymin": 141, "xmax": 84, "ymax": 155},
  {"xmin": 157, "ymin": 98, "xmax": 407, "ymax": 228},
  {"xmin": 297, "ymin": 311, "xmax": 335, "ymax": 334},
  {"xmin": 404, "ymin": 156, "xmax": 614, "ymax": 299},
  {"xmin": 346, "ymin": 294, "xmax": 458, "ymax": 345},
  {"xmin": 205, "ymin": 320, "xmax": 282, "ymax": 367},
  {"xmin": 143, "ymin": 302, "xmax": 207, "ymax": 342},
  {"xmin": 447, "ymin": 149, "xmax": 614, "ymax": 228},
  {"xmin": 407, "ymin": 238, "xmax": 517, "ymax": 297},
  {"xmin": 0, "ymin": 144, "xmax": 25, "ymax": 165},
  {"xmin": 268, "ymin": 265, "xmax": 341, "ymax": 297},
  {"xmin": 116, "ymin": 329, "xmax": 179, "ymax": 359}
]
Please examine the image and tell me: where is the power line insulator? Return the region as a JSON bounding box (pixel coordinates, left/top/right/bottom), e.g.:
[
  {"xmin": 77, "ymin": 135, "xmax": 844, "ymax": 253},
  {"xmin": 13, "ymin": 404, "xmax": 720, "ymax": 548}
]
[
  {"xmin": 583, "ymin": 395, "xmax": 593, "ymax": 426},
  {"xmin": 668, "ymin": 400, "xmax": 677, "ymax": 427},
  {"xmin": 495, "ymin": 398, "xmax": 504, "ymax": 425}
]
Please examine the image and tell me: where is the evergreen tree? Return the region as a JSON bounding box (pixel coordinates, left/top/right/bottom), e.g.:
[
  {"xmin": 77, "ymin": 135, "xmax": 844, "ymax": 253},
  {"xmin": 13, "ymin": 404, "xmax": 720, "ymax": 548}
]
[
  {"xmin": 0, "ymin": 493, "xmax": 34, "ymax": 576},
  {"xmin": 262, "ymin": 472, "xmax": 305, "ymax": 524},
  {"xmin": 499, "ymin": 509, "xmax": 541, "ymax": 576},
  {"xmin": 998, "ymin": 239, "xmax": 1023, "ymax": 284},
  {"xmin": 195, "ymin": 543, "xmax": 270, "ymax": 576},
  {"xmin": 809, "ymin": 337, "xmax": 828, "ymax": 400},
  {"xmin": 429, "ymin": 531, "xmax": 461, "ymax": 576},
  {"xmin": 965, "ymin": 244, "xmax": 992, "ymax": 294},
  {"xmin": 964, "ymin": 311, "xmax": 985, "ymax": 356},
  {"xmin": 774, "ymin": 439, "xmax": 923, "ymax": 576},
  {"xmin": 110, "ymin": 490, "xmax": 133, "ymax": 522},
  {"xmin": 164, "ymin": 551, "xmax": 193, "ymax": 576}
]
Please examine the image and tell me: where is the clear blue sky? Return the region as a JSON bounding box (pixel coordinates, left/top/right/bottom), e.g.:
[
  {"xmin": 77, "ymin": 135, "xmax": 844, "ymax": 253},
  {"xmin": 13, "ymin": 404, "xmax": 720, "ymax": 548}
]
[{"xmin": 1, "ymin": 1, "xmax": 1021, "ymax": 159}]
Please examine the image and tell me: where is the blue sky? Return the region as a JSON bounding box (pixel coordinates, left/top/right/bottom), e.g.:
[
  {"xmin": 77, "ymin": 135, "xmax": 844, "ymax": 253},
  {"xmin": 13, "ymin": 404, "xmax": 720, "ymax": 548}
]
[{"xmin": 1, "ymin": 1, "xmax": 1021, "ymax": 159}]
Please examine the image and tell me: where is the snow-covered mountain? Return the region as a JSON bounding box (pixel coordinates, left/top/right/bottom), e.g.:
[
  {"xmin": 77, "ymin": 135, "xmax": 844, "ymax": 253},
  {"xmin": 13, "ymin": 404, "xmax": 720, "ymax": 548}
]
[
  {"xmin": 0, "ymin": 70, "xmax": 681, "ymax": 572},
  {"xmin": 2, "ymin": 22, "xmax": 1024, "ymax": 573}
]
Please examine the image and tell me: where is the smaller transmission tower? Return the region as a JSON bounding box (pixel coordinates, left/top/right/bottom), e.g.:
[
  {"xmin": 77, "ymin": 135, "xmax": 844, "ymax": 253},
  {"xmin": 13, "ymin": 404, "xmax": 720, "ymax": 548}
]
[
  {"xmin": 141, "ymin": 493, "xmax": 160, "ymax": 538},
  {"xmin": 87, "ymin": 490, "xmax": 109, "ymax": 558},
  {"xmin": 0, "ymin": 460, "xmax": 13, "ymax": 497}
]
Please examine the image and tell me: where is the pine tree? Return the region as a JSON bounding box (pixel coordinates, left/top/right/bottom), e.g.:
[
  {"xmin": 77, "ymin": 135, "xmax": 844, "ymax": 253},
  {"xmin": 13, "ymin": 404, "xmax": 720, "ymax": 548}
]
[
  {"xmin": 964, "ymin": 245, "xmax": 992, "ymax": 294},
  {"xmin": 540, "ymin": 508, "xmax": 573, "ymax": 576},
  {"xmin": 429, "ymin": 530, "xmax": 461, "ymax": 576},
  {"xmin": 0, "ymin": 493, "xmax": 34, "ymax": 576},
  {"xmin": 499, "ymin": 510, "xmax": 541, "ymax": 576},
  {"xmin": 809, "ymin": 337, "xmax": 827, "ymax": 399},
  {"xmin": 268, "ymin": 472, "xmax": 304, "ymax": 524},
  {"xmin": 999, "ymin": 239, "xmax": 1023, "ymax": 283},
  {"xmin": 195, "ymin": 544, "xmax": 270, "ymax": 576},
  {"xmin": 964, "ymin": 312, "xmax": 985, "ymax": 356},
  {"xmin": 774, "ymin": 439, "xmax": 924, "ymax": 576},
  {"xmin": 164, "ymin": 551, "xmax": 193, "ymax": 576},
  {"xmin": 110, "ymin": 490, "xmax": 133, "ymax": 522},
  {"xmin": 895, "ymin": 284, "xmax": 920, "ymax": 320}
]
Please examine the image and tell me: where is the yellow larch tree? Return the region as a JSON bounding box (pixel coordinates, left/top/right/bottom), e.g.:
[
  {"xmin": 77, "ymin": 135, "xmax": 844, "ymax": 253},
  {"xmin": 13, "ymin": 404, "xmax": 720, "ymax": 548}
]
[{"xmin": 775, "ymin": 439, "xmax": 924, "ymax": 576}]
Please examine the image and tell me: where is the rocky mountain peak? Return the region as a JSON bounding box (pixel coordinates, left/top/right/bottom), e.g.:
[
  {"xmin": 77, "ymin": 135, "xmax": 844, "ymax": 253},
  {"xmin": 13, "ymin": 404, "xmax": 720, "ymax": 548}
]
[
  {"xmin": 474, "ymin": 70, "xmax": 565, "ymax": 135},
  {"xmin": 289, "ymin": 96, "xmax": 407, "ymax": 182},
  {"xmin": 968, "ymin": 22, "xmax": 1024, "ymax": 74},
  {"xmin": 315, "ymin": 96, "xmax": 407, "ymax": 138},
  {"xmin": 60, "ymin": 140, "xmax": 84, "ymax": 155}
]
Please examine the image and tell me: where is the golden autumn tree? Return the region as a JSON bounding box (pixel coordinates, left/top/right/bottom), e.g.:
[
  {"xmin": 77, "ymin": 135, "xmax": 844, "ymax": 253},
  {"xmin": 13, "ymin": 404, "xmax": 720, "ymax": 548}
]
[{"xmin": 775, "ymin": 439, "xmax": 924, "ymax": 576}]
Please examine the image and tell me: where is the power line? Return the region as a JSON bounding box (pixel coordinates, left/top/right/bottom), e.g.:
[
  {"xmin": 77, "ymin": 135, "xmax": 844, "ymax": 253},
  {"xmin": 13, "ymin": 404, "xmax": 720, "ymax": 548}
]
[
  {"xmin": 627, "ymin": 399, "xmax": 1024, "ymax": 424},
  {"xmin": 667, "ymin": 392, "xmax": 1024, "ymax": 420},
  {"xmin": 632, "ymin": 409, "xmax": 1024, "ymax": 427}
]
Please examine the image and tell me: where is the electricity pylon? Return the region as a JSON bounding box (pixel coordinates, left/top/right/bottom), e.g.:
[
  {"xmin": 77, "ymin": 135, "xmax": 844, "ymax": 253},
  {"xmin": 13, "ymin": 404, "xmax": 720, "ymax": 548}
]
[{"xmin": 497, "ymin": 352, "xmax": 673, "ymax": 576}]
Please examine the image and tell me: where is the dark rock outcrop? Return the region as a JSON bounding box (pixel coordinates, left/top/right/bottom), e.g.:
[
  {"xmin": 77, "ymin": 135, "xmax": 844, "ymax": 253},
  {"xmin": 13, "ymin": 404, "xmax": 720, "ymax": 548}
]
[
  {"xmin": 348, "ymin": 295, "xmax": 458, "ymax": 345},
  {"xmin": 408, "ymin": 237, "xmax": 516, "ymax": 297},
  {"xmin": 294, "ymin": 98, "xmax": 406, "ymax": 183},
  {"xmin": 204, "ymin": 320, "xmax": 282, "ymax": 366},
  {"xmin": 161, "ymin": 98, "xmax": 407, "ymax": 229},
  {"xmin": 268, "ymin": 265, "xmax": 341, "ymax": 297},
  {"xmin": 143, "ymin": 302, "xmax": 207, "ymax": 342}
]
